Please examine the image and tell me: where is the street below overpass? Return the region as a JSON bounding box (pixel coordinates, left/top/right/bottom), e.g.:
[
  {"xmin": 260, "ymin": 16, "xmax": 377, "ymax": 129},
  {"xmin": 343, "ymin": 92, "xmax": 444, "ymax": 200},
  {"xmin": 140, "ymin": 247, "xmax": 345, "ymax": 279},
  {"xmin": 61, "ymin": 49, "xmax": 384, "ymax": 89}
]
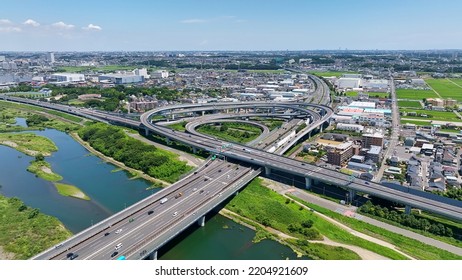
[{"xmin": 265, "ymin": 178, "xmax": 462, "ymax": 257}]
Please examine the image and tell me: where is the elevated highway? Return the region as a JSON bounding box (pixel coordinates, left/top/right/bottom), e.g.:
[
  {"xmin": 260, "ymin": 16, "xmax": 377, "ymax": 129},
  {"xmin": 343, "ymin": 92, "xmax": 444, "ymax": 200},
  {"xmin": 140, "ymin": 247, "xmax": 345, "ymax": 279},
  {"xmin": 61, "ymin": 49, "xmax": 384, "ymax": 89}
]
[
  {"xmin": 140, "ymin": 107, "xmax": 462, "ymax": 222},
  {"xmin": 33, "ymin": 159, "xmax": 260, "ymax": 260}
]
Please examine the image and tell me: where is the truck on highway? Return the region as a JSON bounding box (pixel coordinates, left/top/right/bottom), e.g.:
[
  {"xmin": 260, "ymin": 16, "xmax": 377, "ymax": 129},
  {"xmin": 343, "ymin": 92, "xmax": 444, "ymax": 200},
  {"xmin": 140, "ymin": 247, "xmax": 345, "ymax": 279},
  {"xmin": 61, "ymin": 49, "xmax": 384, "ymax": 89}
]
[{"xmin": 160, "ymin": 197, "xmax": 168, "ymax": 204}]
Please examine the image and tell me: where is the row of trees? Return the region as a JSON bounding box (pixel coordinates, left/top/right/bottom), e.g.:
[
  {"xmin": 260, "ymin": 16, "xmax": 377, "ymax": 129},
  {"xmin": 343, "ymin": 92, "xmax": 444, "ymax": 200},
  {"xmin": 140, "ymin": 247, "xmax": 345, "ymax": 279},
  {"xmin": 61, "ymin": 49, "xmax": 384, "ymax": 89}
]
[
  {"xmin": 78, "ymin": 123, "xmax": 191, "ymax": 183},
  {"xmin": 432, "ymin": 187, "xmax": 462, "ymax": 201},
  {"xmin": 359, "ymin": 201, "xmax": 454, "ymax": 238}
]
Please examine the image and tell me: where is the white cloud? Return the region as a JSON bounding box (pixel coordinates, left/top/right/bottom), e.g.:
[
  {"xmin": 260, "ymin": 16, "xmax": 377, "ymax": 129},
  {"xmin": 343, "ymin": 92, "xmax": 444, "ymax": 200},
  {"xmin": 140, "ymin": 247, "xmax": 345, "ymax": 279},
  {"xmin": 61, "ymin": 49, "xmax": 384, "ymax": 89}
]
[
  {"xmin": 0, "ymin": 19, "xmax": 13, "ymax": 25},
  {"xmin": 23, "ymin": 19, "xmax": 40, "ymax": 27},
  {"xmin": 83, "ymin": 23, "xmax": 102, "ymax": 31},
  {"xmin": 180, "ymin": 19, "xmax": 207, "ymax": 24},
  {"xmin": 0, "ymin": 19, "xmax": 21, "ymax": 32},
  {"xmin": 51, "ymin": 21, "xmax": 75, "ymax": 30},
  {"xmin": 0, "ymin": 26, "xmax": 21, "ymax": 33}
]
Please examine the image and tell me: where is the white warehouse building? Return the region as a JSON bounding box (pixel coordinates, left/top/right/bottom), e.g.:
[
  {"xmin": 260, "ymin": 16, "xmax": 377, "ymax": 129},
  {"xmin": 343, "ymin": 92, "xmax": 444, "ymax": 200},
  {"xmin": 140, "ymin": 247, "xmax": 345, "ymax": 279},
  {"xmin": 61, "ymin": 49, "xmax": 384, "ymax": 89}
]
[
  {"xmin": 336, "ymin": 123, "xmax": 364, "ymax": 132},
  {"xmin": 50, "ymin": 73, "xmax": 85, "ymax": 83}
]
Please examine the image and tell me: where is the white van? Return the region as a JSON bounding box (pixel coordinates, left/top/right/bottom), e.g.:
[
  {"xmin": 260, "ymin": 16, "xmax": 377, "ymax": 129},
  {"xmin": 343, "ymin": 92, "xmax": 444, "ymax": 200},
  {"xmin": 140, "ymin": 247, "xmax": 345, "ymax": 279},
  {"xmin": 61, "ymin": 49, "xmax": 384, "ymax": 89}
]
[{"xmin": 115, "ymin": 243, "xmax": 123, "ymax": 250}]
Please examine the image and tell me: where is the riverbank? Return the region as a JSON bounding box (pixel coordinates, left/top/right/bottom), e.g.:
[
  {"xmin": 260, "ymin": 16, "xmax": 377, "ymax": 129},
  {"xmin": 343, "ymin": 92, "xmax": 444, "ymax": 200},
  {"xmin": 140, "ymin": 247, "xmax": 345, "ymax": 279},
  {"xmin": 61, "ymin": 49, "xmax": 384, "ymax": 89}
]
[
  {"xmin": 70, "ymin": 132, "xmax": 171, "ymax": 188},
  {"xmin": 0, "ymin": 195, "xmax": 72, "ymax": 259},
  {"xmin": 220, "ymin": 208, "xmax": 389, "ymax": 260}
]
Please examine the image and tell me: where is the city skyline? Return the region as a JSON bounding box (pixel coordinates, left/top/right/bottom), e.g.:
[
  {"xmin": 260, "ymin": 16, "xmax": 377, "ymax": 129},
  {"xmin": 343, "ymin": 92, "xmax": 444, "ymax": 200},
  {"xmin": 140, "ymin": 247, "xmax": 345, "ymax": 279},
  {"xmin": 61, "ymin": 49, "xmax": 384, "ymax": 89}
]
[{"xmin": 1, "ymin": 0, "xmax": 462, "ymax": 51}]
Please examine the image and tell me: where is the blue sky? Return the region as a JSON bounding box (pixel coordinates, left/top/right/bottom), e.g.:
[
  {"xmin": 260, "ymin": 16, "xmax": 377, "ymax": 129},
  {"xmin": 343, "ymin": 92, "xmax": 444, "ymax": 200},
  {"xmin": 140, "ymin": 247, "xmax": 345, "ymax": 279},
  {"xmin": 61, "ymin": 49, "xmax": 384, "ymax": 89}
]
[{"xmin": 1, "ymin": 0, "xmax": 461, "ymax": 51}]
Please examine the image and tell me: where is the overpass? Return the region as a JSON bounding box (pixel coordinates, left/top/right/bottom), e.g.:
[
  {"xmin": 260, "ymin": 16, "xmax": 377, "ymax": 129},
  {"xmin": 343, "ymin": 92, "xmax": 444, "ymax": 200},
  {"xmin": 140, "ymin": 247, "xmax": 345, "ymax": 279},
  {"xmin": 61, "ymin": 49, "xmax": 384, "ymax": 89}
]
[{"xmin": 32, "ymin": 158, "xmax": 260, "ymax": 260}]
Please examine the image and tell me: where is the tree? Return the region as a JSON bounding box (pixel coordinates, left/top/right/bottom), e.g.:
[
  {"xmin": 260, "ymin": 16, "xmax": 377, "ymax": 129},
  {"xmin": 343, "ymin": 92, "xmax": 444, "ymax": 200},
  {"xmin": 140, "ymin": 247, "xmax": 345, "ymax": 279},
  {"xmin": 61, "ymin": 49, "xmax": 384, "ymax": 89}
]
[
  {"xmin": 28, "ymin": 208, "xmax": 40, "ymax": 219},
  {"xmin": 35, "ymin": 154, "xmax": 45, "ymax": 162},
  {"xmin": 301, "ymin": 220, "xmax": 314, "ymax": 228}
]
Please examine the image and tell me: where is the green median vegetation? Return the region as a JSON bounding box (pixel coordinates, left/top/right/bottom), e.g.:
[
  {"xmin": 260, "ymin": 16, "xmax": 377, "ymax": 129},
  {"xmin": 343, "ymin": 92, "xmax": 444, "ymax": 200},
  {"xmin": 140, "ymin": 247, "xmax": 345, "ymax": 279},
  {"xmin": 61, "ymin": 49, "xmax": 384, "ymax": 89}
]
[
  {"xmin": 0, "ymin": 196, "xmax": 71, "ymax": 259},
  {"xmin": 197, "ymin": 122, "xmax": 262, "ymax": 144},
  {"xmin": 166, "ymin": 121, "xmax": 187, "ymax": 132},
  {"xmin": 290, "ymin": 195, "xmax": 462, "ymax": 260},
  {"xmin": 78, "ymin": 123, "xmax": 192, "ymax": 183}
]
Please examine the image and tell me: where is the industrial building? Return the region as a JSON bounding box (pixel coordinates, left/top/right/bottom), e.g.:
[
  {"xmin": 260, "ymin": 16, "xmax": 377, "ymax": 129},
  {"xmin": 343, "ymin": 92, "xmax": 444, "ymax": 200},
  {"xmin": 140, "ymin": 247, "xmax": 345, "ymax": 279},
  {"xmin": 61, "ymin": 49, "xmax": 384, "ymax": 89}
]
[
  {"xmin": 99, "ymin": 74, "xmax": 144, "ymax": 84},
  {"xmin": 335, "ymin": 78, "xmax": 361, "ymax": 90},
  {"xmin": 151, "ymin": 70, "xmax": 169, "ymax": 79},
  {"xmin": 336, "ymin": 123, "xmax": 364, "ymax": 132},
  {"xmin": 50, "ymin": 73, "xmax": 85, "ymax": 83}
]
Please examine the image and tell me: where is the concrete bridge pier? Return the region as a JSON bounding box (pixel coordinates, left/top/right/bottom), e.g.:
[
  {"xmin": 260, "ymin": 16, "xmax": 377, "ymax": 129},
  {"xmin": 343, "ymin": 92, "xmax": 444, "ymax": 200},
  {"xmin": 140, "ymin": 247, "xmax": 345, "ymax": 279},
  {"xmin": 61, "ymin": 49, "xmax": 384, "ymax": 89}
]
[
  {"xmin": 405, "ymin": 205, "xmax": 412, "ymax": 215},
  {"xmin": 202, "ymin": 111, "xmax": 205, "ymax": 116},
  {"xmin": 319, "ymin": 124, "xmax": 323, "ymax": 133},
  {"xmin": 198, "ymin": 216, "xmax": 205, "ymax": 227},
  {"xmin": 305, "ymin": 177, "xmax": 312, "ymax": 190},
  {"xmin": 192, "ymin": 147, "xmax": 197, "ymax": 154},
  {"xmin": 147, "ymin": 250, "xmax": 158, "ymax": 260},
  {"xmin": 144, "ymin": 127, "xmax": 149, "ymax": 137},
  {"xmin": 348, "ymin": 189, "xmax": 356, "ymax": 204},
  {"xmin": 264, "ymin": 166, "xmax": 271, "ymax": 176},
  {"xmin": 165, "ymin": 137, "xmax": 171, "ymax": 145}
]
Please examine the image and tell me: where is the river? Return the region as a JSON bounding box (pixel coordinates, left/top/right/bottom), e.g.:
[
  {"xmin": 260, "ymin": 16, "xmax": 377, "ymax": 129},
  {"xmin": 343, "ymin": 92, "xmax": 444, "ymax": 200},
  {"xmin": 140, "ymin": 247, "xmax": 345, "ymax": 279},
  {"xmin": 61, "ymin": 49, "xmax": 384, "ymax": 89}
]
[{"xmin": 0, "ymin": 118, "xmax": 303, "ymax": 260}]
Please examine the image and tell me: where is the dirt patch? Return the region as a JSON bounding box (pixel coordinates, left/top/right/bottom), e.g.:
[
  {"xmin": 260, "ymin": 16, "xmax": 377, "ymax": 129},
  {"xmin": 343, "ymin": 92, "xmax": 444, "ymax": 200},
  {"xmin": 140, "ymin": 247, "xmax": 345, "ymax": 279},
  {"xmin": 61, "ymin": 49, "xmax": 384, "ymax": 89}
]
[
  {"xmin": 40, "ymin": 166, "xmax": 53, "ymax": 174},
  {"xmin": 1, "ymin": 140, "xmax": 18, "ymax": 148},
  {"xmin": 0, "ymin": 246, "xmax": 15, "ymax": 260}
]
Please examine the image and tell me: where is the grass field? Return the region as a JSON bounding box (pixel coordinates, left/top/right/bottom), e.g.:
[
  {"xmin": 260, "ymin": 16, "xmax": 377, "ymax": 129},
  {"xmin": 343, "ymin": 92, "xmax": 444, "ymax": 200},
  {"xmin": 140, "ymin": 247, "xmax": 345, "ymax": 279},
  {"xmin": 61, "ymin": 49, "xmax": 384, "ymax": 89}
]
[
  {"xmin": 450, "ymin": 79, "xmax": 462, "ymax": 87},
  {"xmin": 342, "ymin": 91, "xmax": 389, "ymax": 100},
  {"xmin": 290, "ymin": 196, "xmax": 462, "ymax": 260},
  {"xmin": 166, "ymin": 121, "xmax": 187, "ymax": 132},
  {"xmin": 426, "ymin": 79, "xmax": 462, "ymax": 101},
  {"xmin": 398, "ymin": 100, "xmax": 422, "ymax": 108},
  {"xmin": 396, "ymin": 89, "xmax": 438, "ymax": 100},
  {"xmin": 345, "ymin": 91, "xmax": 358, "ymax": 97},
  {"xmin": 197, "ymin": 122, "xmax": 261, "ymax": 144},
  {"xmin": 400, "ymin": 109, "xmax": 460, "ymax": 122},
  {"xmin": 0, "ymin": 195, "xmax": 72, "ymax": 259},
  {"xmin": 368, "ymin": 92, "xmax": 390, "ymax": 98}
]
